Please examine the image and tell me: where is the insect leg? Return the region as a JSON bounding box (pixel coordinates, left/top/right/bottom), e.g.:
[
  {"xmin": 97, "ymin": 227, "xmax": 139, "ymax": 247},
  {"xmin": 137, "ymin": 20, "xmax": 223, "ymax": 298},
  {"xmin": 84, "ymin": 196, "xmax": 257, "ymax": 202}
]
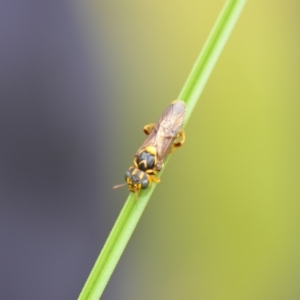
[
  {"xmin": 150, "ymin": 175, "xmax": 160, "ymax": 183},
  {"xmin": 169, "ymin": 130, "xmax": 185, "ymax": 153},
  {"xmin": 144, "ymin": 169, "xmax": 160, "ymax": 183},
  {"xmin": 143, "ymin": 123, "xmax": 155, "ymax": 135}
]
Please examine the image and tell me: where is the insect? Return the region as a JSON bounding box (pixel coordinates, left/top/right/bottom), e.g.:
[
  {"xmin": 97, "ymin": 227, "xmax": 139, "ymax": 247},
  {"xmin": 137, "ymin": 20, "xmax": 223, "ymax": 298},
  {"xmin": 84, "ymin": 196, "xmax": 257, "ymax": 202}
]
[{"xmin": 113, "ymin": 100, "xmax": 186, "ymax": 198}]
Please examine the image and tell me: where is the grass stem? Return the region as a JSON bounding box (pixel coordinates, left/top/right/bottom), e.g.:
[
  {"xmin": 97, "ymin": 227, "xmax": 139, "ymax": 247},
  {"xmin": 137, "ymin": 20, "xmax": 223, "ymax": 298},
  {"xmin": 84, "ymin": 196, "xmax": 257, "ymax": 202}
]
[{"xmin": 78, "ymin": 1, "xmax": 247, "ymax": 299}]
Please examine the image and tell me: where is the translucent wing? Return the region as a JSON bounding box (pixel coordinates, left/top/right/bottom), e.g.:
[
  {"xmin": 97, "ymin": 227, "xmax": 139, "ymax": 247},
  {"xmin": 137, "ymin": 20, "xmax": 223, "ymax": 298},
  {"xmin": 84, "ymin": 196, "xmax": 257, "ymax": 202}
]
[{"xmin": 136, "ymin": 100, "xmax": 185, "ymax": 167}]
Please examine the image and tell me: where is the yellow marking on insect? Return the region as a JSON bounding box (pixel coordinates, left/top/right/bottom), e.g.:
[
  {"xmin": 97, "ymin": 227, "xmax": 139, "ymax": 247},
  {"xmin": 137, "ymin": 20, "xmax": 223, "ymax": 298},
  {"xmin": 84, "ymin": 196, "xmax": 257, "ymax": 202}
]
[{"xmin": 144, "ymin": 146, "xmax": 156, "ymax": 155}]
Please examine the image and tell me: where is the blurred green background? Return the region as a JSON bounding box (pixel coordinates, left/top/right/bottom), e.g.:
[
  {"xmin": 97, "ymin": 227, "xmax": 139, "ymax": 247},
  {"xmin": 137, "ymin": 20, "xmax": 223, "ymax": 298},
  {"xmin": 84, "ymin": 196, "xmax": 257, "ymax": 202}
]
[
  {"xmin": 71, "ymin": 0, "xmax": 300, "ymax": 299},
  {"xmin": 74, "ymin": 0, "xmax": 300, "ymax": 300}
]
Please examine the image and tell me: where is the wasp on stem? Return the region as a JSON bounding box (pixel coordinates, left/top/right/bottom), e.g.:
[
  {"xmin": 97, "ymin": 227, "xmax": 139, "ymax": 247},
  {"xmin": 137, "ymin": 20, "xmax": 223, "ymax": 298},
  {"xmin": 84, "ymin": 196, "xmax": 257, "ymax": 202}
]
[{"xmin": 114, "ymin": 100, "xmax": 186, "ymax": 199}]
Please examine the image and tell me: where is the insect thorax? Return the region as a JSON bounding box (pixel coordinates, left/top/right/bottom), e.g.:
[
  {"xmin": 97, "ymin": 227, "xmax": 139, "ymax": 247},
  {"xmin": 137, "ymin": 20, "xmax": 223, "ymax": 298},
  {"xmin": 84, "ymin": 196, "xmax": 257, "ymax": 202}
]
[{"xmin": 135, "ymin": 146, "xmax": 157, "ymax": 172}]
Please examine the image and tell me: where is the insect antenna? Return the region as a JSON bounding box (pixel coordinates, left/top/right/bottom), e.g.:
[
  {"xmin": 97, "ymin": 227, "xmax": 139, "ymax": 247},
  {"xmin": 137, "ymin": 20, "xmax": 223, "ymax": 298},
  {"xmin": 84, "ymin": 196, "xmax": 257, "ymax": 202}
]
[{"xmin": 112, "ymin": 183, "xmax": 127, "ymax": 189}]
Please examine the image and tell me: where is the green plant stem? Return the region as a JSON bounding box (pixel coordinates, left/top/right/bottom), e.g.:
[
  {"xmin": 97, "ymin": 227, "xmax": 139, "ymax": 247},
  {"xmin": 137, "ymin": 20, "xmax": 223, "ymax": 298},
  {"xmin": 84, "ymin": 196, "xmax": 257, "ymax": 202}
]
[
  {"xmin": 179, "ymin": 0, "xmax": 246, "ymax": 124},
  {"xmin": 78, "ymin": 1, "xmax": 247, "ymax": 299}
]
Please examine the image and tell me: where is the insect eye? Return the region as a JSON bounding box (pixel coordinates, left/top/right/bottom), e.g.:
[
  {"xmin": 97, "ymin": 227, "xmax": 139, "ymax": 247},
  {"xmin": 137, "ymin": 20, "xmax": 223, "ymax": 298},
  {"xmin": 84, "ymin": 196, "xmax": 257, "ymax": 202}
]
[
  {"xmin": 124, "ymin": 171, "xmax": 131, "ymax": 181},
  {"xmin": 141, "ymin": 179, "xmax": 149, "ymax": 189}
]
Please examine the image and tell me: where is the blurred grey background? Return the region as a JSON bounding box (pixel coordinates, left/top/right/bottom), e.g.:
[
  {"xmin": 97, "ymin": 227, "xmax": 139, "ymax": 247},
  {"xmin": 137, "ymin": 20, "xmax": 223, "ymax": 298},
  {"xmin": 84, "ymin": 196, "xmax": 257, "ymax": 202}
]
[{"xmin": 0, "ymin": 1, "xmax": 117, "ymax": 299}]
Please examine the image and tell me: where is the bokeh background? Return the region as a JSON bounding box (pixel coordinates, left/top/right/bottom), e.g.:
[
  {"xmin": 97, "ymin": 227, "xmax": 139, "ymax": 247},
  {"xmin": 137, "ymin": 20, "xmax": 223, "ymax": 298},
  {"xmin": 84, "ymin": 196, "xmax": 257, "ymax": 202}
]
[{"xmin": 1, "ymin": 1, "xmax": 300, "ymax": 299}]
